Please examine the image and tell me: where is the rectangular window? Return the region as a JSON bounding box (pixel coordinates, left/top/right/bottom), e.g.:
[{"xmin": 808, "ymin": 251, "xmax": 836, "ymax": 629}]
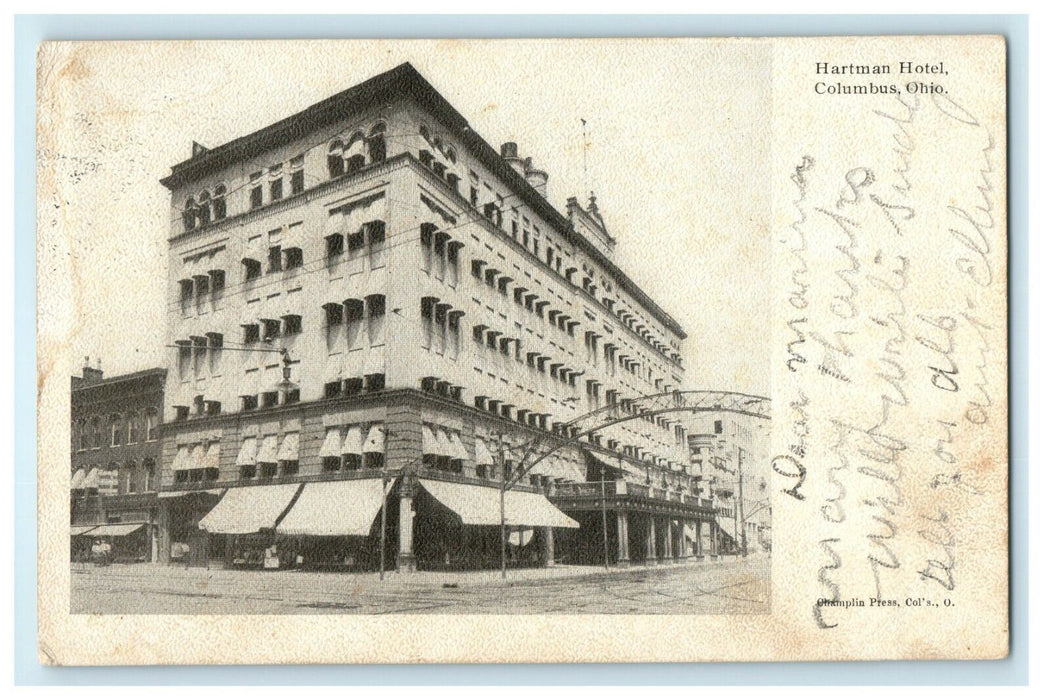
[
  {"xmin": 250, "ymin": 179, "xmax": 263, "ymax": 209},
  {"xmin": 261, "ymin": 391, "xmax": 279, "ymax": 408},
  {"xmin": 283, "ymin": 315, "xmax": 302, "ymax": 335},
  {"xmin": 322, "ymin": 456, "xmax": 341, "ymax": 472},
  {"xmin": 284, "ymin": 247, "xmax": 303, "ymax": 269},
  {"xmin": 243, "ymin": 323, "xmax": 260, "ymax": 344},
  {"xmin": 268, "ymin": 246, "xmax": 282, "ymax": 273},
  {"xmin": 323, "ymin": 381, "xmax": 342, "ymax": 399},
  {"xmin": 241, "ymin": 394, "xmax": 258, "ymax": 411},
  {"xmin": 244, "ymin": 259, "xmax": 262, "ymax": 281}
]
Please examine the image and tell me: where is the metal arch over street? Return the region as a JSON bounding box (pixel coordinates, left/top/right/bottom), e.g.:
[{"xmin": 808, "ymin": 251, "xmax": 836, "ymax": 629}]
[{"xmin": 505, "ymin": 390, "xmax": 771, "ymax": 491}]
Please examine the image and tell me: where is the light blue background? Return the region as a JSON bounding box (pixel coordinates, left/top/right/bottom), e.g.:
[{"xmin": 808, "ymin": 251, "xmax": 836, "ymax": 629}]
[{"xmin": 14, "ymin": 14, "xmax": 1028, "ymax": 685}]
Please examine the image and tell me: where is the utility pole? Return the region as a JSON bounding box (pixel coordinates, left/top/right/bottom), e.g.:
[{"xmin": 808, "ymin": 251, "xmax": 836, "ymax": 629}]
[
  {"xmin": 498, "ymin": 432, "xmax": 507, "ymax": 580},
  {"xmin": 737, "ymin": 459, "xmax": 748, "ymax": 558},
  {"xmin": 379, "ymin": 471, "xmax": 389, "ymax": 580}
]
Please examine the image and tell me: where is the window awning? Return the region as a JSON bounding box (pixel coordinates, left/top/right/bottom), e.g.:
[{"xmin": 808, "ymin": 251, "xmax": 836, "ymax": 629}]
[
  {"xmin": 80, "ymin": 468, "xmax": 99, "ymax": 490},
  {"xmin": 342, "ymin": 425, "xmax": 364, "ymax": 455},
  {"xmin": 422, "ymin": 425, "xmax": 441, "ymax": 456},
  {"xmin": 71, "ymin": 525, "xmax": 98, "ymax": 537},
  {"xmin": 235, "ymin": 437, "xmax": 258, "ymax": 467},
  {"xmin": 324, "ymin": 211, "xmax": 345, "ymax": 237},
  {"xmin": 684, "ymin": 521, "xmax": 697, "ymax": 544},
  {"xmin": 475, "ymin": 439, "xmax": 494, "ymax": 467},
  {"xmin": 716, "ymin": 515, "xmax": 737, "ymax": 537},
  {"xmin": 89, "ymin": 523, "xmax": 146, "ymax": 538},
  {"xmin": 586, "ymin": 449, "xmax": 644, "ymax": 479},
  {"xmin": 159, "ymin": 488, "xmax": 225, "ymax": 499},
  {"xmin": 447, "ymin": 432, "xmax": 470, "ymax": 461},
  {"xmin": 276, "ymin": 479, "xmax": 386, "ymax": 537},
  {"xmin": 319, "ymin": 427, "xmax": 343, "ymax": 458},
  {"xmin": 201, "ymin": 441, "xmax": 221, "ymax": 470},
  {"xmin": 277, "ymin": 433, "xmax": 300, "ymax": 462},
  {"xmin": 362, "ymin": 425, "xmax": 385, "ymax": 454},
  {"xmin": 419, "ymin": 479, "xmax": 578, "ymax": 529},
  {"xmin": 71, "ymin": 469, "xmax": 87, "ymax": 489},
  {"xmin": 256, "ymin": 435, "xmax": 279, "ymax": 464},
  {"xmin": 199, "ymin": 483, "xmax": 302, "ymax": 534}
]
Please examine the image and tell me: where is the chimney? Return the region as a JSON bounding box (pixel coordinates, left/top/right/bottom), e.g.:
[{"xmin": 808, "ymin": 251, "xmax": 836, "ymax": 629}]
[
  {"xmin": 524, "ymin": 157, "xmax": 549, "ymax": 200},
  {"xmin": 81, "ymin": 356, "xmax": 104, "ymax": 385},
  {"xmin": 500, "ymin": 142, "xmax": 526, "ymax": 177}
]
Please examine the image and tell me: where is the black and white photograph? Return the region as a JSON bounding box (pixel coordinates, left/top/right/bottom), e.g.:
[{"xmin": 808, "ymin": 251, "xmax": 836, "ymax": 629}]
[{"xmin": 35, "ymin": 35, "xmax": 1009, "ymax": 665}]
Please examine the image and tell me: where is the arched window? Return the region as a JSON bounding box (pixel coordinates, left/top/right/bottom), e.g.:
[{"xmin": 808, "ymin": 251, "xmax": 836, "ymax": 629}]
[
  {"xmin": 197, "ymin": 190, "xmax": 211, "ymax": 226},
  {"xmin": 368, "ymin": 123, "xmax": 387, "ymax": 163},
  {"xmin": 145, "ymin": 408, "xmax": 159, "ymax": 442},
  {"xmin": 91, "ymin": 416, "xmax": 102, "ymax": 449},
  {"xmin": 345, "ymin": 132, "xmax": 367, "ymax": 173},
  {"xmin": 212, "ymin": 185, "xmax": 227, "ymax": 220},
  {"xmin": 110, "ymin": 413, "xmax": 123, "ymax": 447},
  {"xmin": 182, "ymin": 198, "xmax": 197, "ymax": 232},
  {"xmin": 327, "ymin": 140, "xmax": 345, "ymax": 179},
  {"xmin": 142, "ymin": 458, "xmax": 156, "ymax": 492}
]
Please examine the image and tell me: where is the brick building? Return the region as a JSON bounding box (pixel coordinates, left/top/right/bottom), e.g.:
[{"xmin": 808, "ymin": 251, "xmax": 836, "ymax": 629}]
[
  {"xmin": 70, "ymin": 361, "xmax": 165, "ymax": 562},
  {"xmin": 157, "ymin": 63, "xmax": 713, "ymax": 572}
]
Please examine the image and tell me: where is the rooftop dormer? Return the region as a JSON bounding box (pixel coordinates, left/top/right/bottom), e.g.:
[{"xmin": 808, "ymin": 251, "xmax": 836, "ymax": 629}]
[{"xmin": 567, "ymin": 193, "xmax": 615, "ymax": 257}]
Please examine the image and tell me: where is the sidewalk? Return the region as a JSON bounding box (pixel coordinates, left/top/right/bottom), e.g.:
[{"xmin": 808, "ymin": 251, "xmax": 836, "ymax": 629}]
[{"xmin": 73, "ymin": 553, "xmax": 760, "ymax": 591}]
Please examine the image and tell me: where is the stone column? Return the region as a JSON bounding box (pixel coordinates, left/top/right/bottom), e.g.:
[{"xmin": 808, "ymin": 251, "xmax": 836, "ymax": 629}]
[
  {"xmin": 659, "ymin": 517, "xmax": 672, "ymax": 563},
  {"xmin": 678, "ymin": 521, "xmax": 687, "ymax": 562},
  {"xmin": 543, "ymin": 526, "xmax": 555, "ymax": 567},
  {"xmin": 708, "ymin": 520, "xmax": 720, "ymax": 560},
  {"xmin": 695, "ymin": 518, "xmax": 704, "ymax": 560},
  {"xmin": 615, "ymin": 511, "xmax": 631, "ymax": 567},
  {"xmin": 397, "ymin": 481, "xmax": 417, "ymax": 572},
  {"xmin": 644, "ymin": 513, "xmax": 658, "ymax": 566},
  {"xmin": 157, "ymin": 499, "xmax": 172, "ymax": 565}
]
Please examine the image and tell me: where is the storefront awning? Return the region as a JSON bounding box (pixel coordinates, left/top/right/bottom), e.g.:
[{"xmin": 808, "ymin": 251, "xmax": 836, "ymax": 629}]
[
  {"xmin": 89, "ymin": 523, "xmax": 146, "ymax": 537},
  {"xmin": 71, "ymin": 525, "xmax": 98, "ymax": 537},
  {"xmin": 199, "ymin": 483, "xmax": 301, "ymax": 534},
  {"xmin": 419, "ymin": 479, "xmax": 578, "ymax": 529},
  {"xmin": 276, "ymin": 479, "xmax": 386, "ymax": 537},
  {"xmin": 70, "ymin": 469, "xmax": 87, "ymax": 489},
  {"xmin": 159, "ymin": 488, "xmax": 224, "ymax": 499},
  {"xmin": 586, "ymin": 449, "xmax": 644, "ymax": 479}
]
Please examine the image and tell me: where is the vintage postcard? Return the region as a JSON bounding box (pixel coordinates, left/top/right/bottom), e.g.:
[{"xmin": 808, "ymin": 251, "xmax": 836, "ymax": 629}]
[{"xmin": 36, "ymin": 36, "xmax": 1008, "ymax": 664}]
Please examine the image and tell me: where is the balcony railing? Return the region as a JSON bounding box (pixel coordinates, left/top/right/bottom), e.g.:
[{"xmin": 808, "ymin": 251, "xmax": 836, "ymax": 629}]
[{"xmin": 550, "ymin": 479, "xmax": 716, "ymax": 511}]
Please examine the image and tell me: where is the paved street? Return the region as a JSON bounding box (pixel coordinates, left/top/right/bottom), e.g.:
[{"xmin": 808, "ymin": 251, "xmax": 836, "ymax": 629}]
[{"xmin": 71, "ymin": 555, "xmax": 770, "ymax": 615}]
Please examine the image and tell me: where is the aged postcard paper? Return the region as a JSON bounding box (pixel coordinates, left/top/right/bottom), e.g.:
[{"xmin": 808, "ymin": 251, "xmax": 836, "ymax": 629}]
[{"xmin": 36, "ymin": 36, "xmax": 1008, "ymax": 664}]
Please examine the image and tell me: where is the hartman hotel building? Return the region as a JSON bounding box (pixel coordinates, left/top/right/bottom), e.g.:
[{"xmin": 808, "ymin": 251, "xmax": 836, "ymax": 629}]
[{"xmin": 157, "ymin": 63, "xmax": 717, "ymax": 572}]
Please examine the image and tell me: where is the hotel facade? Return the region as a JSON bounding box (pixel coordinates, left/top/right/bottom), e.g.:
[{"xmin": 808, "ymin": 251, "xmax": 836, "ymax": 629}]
[{"xmin": 157, "ymin": 63, "xmax": 718, "ymax": 571}]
